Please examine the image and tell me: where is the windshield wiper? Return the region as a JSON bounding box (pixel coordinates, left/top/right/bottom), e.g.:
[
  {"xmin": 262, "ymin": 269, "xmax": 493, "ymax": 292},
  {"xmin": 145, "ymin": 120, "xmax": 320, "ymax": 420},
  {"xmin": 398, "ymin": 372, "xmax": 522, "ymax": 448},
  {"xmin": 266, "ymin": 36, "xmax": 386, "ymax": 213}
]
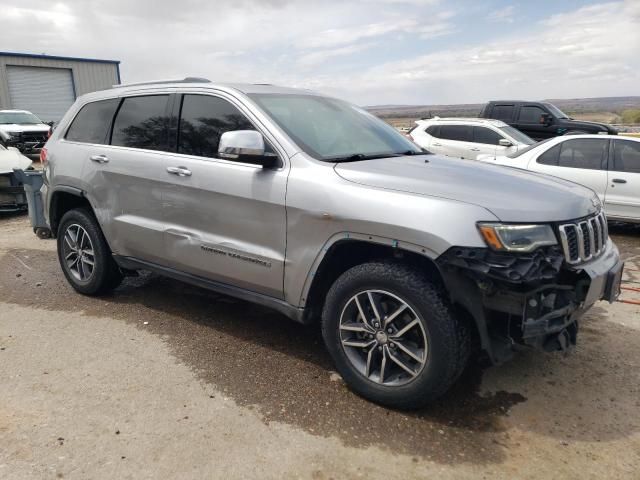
[
  {"xmin": 328, "ymin": 153, "xmax": 397, "ymax": 163},
  {"xmin": 328, "ymin": 150, "xmax": 426, "ymax": 163}
]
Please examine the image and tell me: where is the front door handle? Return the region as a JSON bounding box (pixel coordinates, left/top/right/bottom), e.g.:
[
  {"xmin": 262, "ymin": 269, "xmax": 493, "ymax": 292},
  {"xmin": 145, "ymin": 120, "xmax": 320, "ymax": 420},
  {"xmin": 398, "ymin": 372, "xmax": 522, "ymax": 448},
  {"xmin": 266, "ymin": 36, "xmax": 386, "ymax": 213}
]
[
  {"xmin": 167, "ymin": 166, "xmax": 192, "ymax": 177},
  {"xmin": 612, "ymin": 178, "xmax": 627, "ymax": 184},
  {"xmin": 470, "ymin": 147, "xmax": 480, "ymax": 151},
  {"xmin": 432, "ymin": 143, "xmax": 442, "ymax": 147},
  {"xmin": 90, "ymin": 154, "xmax": 109, "ymax": 164}
]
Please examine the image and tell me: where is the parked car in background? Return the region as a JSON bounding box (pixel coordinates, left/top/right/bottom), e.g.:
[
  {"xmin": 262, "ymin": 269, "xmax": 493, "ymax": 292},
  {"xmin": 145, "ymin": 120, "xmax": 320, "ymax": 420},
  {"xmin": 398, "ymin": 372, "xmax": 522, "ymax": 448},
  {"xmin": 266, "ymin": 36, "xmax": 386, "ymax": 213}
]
[
  {"xmin": 0, "ymin": 144, "xmax": 32, "ymax": 212},
  {"xmin": 479, "ymin": 101, "xmax": 618, "ymax": 141},
  {"xmin": 39, "ymin": 79, "xmax": 622, "ymax": 409},
  {"xmin": 408, "ymin": 117, "xmax": 534, "ymax": 160},
  {"xmin": 478, "ymin": 135, "xmax": 640, "ymax": 223},
  {"xmin": 0, "ymin": 110, "xmax": 51, "ymax": 155}
]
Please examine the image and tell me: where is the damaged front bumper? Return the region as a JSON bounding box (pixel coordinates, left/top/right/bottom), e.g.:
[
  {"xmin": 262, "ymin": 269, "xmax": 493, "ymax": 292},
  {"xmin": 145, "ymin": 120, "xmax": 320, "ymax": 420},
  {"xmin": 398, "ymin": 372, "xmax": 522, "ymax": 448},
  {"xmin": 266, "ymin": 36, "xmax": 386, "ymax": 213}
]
[{"xmin": 436, "ymin": 241, "xmax": 622, "ymax": 363}]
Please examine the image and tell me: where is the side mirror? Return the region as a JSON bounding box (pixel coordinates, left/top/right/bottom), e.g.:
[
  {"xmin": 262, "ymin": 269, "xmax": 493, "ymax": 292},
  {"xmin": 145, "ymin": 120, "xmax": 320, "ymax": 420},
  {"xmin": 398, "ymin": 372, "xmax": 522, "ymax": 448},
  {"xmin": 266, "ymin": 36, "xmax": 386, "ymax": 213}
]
[
  {"xmin": 498, "ymin": 139, "xmax": 513, "ymax": 147},
  {"xmin": 218, "ymin": 130, "xmax": 278, "ymax": 168},
  {"xmin": 539, "ymin": 113, "xmax": 552, "ymax": 126}
]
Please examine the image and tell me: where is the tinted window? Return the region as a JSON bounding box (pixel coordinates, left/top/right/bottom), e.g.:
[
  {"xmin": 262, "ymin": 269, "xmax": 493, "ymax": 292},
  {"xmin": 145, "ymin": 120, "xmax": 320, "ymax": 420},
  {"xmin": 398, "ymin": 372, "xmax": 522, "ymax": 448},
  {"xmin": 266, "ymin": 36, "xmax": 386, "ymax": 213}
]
[
  {"xmin": 537, "ymin": 144, "xmax": 561, "ymax": 165},
  {"xmin": 492, "ymin": 105, "xmax": 514, "ymax": 121},
  {"xmin": 178, "ymin": 95, "xmax": 255, "ymax": 158},
  {"xmin": 473, "ymin": 126, "xmax": 503, "ymax": 145},
  {"xmin": 539, "ymin": 139, "xmax": 607, "ymax": 170},
  {"xmin": 518, "ymin": 106, "xmax": 546, "ymax": 123},
  {"xmin": 612, "ymin": 140, "xmax": 640, "ymax": 173},
  {"xmin": 111, "ymin": 95, "xmax": 169, "ymax": 151},
  {"xmin": 439, "ymin": 125, "xmax": 472, "ymax": 142},
  {"xmin": 66, "ymin": 99, "xmax": 119, "ymax": 144},
  {"xmin": 426, "ymin": 125, "xmax": 440, "ymax": 138}
]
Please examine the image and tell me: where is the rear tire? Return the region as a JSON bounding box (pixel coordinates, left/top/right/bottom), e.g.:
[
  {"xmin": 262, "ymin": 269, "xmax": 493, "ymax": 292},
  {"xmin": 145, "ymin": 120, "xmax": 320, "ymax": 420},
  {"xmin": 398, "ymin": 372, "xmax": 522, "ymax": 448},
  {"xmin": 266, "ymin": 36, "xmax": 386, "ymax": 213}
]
[
  {"xmin": 321, "ymin": 261, "xmax": 470, "ymax": 409},
  {"xmin": 57, "ymin": 208, "xmax": 122, "ymax": 295}
]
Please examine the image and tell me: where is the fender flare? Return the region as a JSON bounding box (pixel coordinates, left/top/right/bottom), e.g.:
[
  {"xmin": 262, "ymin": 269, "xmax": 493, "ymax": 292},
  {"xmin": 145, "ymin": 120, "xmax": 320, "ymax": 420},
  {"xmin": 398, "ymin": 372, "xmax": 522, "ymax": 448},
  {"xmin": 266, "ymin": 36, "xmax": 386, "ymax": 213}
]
[{"xmin": 297, "ymin": 231, "xmax": 441, "ymax": 308}]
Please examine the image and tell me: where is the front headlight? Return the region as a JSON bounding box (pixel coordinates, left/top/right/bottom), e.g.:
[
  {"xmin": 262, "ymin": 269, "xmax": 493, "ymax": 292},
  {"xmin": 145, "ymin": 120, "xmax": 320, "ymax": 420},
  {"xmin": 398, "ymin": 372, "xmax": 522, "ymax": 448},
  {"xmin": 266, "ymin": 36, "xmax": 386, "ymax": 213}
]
[{"xmin": 478, "ymin": 223, "xmax": 557, "ymax": 252}]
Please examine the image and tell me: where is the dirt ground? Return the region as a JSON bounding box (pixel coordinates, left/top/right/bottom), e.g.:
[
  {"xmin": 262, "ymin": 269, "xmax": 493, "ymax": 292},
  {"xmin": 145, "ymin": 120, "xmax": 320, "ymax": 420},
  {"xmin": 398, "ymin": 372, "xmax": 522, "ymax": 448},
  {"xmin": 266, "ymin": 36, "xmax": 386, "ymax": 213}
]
[{"xmin": 1, "ymin": 214, "xmax": 639, "ymax": 479}]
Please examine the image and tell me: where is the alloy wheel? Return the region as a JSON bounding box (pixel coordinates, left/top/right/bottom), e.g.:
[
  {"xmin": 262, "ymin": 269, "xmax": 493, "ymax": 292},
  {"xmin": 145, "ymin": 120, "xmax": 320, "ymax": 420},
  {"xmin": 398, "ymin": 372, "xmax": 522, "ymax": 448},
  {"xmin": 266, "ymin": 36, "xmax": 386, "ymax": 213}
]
[
  {"xmin": 339, "ymin": 289, "xmax": 428, "ymax": 386},
  {"xmin": 62, "ymin": 224, "xmax": 96, "ymax": 282}
]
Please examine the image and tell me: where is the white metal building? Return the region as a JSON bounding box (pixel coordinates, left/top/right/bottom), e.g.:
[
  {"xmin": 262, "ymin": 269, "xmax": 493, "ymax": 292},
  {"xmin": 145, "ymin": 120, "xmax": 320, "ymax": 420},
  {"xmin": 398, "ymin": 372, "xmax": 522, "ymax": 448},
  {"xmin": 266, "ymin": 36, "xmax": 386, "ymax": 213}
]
[{"xmin": 0, "ymin": 52, "xmax": 121, "ymax": 123}]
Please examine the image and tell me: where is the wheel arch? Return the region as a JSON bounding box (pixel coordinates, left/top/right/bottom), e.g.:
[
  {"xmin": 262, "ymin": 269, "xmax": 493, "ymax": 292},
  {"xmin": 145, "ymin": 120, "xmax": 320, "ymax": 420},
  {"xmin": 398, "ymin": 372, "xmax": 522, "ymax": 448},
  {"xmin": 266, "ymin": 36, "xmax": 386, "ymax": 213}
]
[
  {"xmin": 300, "ymin": 234, "xmax": 444, "ymax": 323},
  {"xmin": 49, "ymin": 187, "xmax": 92, "ymax": 238}
]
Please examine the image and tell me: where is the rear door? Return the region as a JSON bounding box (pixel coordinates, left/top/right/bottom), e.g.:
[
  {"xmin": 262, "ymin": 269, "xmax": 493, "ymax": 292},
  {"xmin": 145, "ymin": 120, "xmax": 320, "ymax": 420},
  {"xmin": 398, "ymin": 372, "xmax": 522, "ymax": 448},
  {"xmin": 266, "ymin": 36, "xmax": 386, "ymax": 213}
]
[
  {"xmin": 489, "ymin": 104, "xmax": 515, "ymax": 123},
  {"xmin": 526, "ymin": 138, "xmax": 609, "ymax": 201},
  {"xmin": 161, "ymin": 92, "xmax": 288, "ymax": 298},
  {"xmin": 79, "ymin": 93, "xmax": 173, "ymax": 263},
  {"xmin": 605, "ymin": 139, "xmax": 640, "ymax": 221},
  {"xmin": 438, "ymin": 124, "xmax": 474, "ymax": 159}
]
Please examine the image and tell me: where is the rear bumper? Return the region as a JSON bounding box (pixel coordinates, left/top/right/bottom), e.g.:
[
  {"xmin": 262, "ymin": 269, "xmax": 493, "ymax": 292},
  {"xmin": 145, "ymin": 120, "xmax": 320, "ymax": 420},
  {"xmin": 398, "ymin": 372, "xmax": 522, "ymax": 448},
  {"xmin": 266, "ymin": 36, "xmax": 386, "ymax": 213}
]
[{"xmin": 437, "ymin": 241, "xmax": 622, "ymax": 363}]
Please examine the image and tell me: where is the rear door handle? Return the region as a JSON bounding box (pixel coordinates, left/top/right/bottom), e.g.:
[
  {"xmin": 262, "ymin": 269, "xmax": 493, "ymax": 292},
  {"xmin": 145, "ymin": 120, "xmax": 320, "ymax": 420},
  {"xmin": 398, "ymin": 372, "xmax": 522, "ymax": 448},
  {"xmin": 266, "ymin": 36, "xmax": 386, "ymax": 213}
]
[
  {"xmin": 90, "ymin": 154, "xmax": 109, "ymax": 164},
  {"xmin": 612, "ymin": 178, "xmax": 627, "ymax": 184},
  {"xmin": 470, "ymin": 148, "xmax": 480, "ymax": 151},
  {"xmin": 167, "ymin": 166, "xmax": 192, "ymax": 177},
  {"xmin": 432, "ymin": 143, "xmax": 442, "ymax": 147}
]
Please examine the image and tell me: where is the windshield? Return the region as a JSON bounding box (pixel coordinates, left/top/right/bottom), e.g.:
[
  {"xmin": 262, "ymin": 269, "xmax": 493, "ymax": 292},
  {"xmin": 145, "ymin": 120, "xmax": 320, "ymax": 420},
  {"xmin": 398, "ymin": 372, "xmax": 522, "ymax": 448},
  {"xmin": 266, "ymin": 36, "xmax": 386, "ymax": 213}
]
[
  {"xmin": 0, "ymin": 112, "xmax": 43, "ymax": 125},
  {"xmin": 543, "ymin": 103, "xmax": 569, "ymax": 119},
  {"xmin": 249, "ymin": 93, "xmax": 421, "ymax": 161},
  {"xmin": 499, "ymin": 126, "xmax": 534, "ymax": 145},
  {"xmin": 507, "ymin": 138, "xmax": 555, "ymax": 158}
]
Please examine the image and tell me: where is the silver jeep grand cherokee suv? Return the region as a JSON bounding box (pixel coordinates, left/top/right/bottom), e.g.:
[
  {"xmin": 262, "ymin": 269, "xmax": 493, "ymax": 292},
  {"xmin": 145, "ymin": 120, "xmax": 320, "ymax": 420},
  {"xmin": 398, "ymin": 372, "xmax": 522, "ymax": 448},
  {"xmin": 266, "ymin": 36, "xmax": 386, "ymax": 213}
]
[{"xmin": 41, "ymin": 78, "xmax": 623, "ymax": 409}]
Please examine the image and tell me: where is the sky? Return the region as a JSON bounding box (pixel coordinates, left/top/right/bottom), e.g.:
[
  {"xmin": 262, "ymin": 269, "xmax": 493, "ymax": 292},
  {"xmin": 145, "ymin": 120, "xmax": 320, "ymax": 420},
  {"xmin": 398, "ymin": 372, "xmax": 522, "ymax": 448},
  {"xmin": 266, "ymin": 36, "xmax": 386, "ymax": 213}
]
[{"xmin": 2, "ymin": 0, "xmax": 639, "ymax": 106}]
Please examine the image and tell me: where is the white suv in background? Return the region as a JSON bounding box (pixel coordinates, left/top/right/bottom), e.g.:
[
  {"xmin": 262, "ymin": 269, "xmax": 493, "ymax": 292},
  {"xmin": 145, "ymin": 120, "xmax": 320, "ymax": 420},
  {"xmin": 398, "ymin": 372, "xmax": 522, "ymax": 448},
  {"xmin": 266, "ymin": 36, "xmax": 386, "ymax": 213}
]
[{"xmin": 408, "ymin": 117, "xmax": 534, "ymax": 160}]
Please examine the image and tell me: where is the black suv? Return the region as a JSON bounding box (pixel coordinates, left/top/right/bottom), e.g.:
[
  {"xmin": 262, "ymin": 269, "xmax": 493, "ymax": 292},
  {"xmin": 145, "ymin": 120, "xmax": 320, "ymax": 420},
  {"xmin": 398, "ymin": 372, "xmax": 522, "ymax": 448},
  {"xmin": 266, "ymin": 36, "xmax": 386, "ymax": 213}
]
[{"xmin": 479, "ymin": 101, "xmax": 618, "ymax": 141}]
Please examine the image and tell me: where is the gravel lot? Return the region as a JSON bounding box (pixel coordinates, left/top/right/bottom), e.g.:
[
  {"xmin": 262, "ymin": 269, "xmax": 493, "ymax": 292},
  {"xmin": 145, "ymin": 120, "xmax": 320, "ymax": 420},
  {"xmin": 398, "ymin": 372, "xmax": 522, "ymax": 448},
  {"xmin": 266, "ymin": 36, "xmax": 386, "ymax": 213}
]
[{"xmin": 1, "ymin": 213, "xmax": 639, "ymax": 479}]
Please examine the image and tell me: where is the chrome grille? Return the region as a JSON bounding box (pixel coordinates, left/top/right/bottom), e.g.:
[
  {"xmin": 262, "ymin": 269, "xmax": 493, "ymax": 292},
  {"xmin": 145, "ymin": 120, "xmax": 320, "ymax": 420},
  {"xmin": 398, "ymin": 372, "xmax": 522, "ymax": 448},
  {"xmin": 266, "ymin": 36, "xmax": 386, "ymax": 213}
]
[{"xmin": 558, "ymin": 211, "xmax": 608, "ymax": 264}]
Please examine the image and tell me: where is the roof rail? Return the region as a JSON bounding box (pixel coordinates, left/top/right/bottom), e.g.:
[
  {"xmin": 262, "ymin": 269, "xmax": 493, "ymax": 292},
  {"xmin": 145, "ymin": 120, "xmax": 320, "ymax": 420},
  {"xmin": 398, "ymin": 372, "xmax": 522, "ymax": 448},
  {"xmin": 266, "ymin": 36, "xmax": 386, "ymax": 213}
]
[{"xmin": 112, "ymin": 77, "xmax": 211, "ymax": 88}]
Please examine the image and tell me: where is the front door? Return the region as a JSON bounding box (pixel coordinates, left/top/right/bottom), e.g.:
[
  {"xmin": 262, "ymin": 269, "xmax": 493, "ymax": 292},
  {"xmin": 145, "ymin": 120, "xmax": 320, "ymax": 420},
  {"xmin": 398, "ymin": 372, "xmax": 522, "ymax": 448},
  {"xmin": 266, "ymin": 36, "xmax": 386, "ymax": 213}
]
[
  {"xmin": 162, "ymin": 93, "xmax": 288, "ymax": 299},
  {"xmin": 516, "ymin": 104, "xmax": 552, "ymax": 140},
  {"xmin": 605, "ymin": 139, "xmax": 640, "ymax": 221}
]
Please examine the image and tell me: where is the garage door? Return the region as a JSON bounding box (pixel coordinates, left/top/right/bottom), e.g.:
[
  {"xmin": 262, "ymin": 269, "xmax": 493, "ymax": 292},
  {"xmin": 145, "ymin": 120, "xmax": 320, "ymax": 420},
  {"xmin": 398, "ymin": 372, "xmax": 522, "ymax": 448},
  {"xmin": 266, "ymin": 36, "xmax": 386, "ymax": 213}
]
[{"xmin": 7, "ymin": 66, "xmax": 76, "ymax": 123}]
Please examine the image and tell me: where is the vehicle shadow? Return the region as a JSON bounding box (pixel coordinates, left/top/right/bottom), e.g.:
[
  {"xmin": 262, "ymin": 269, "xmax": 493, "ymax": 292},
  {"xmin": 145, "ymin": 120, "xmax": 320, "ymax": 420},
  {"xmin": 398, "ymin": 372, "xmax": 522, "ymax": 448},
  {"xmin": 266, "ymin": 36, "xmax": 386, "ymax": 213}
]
[{"xmin": 1, "ymin": 247, "xmax": 639, "ymax": 465}]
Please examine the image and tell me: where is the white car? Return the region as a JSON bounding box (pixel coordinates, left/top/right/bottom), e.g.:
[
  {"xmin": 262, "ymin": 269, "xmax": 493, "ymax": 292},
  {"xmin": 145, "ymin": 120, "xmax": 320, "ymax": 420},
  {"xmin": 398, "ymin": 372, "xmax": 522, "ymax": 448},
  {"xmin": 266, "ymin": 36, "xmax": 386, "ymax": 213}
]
[
  {"xmin": 408, "ymin": 117, "xmax": 534, "ymax": 160},
  {"xmin": 478, "ymin": 135, "xmax": 640, "ymax": 223},
  {"xmin": 0, "ymin": 144, "xmax": 33, "ymax": 212},
  {"xmin": 0, "ymin": 110, "xmax": 51, "ymax": 155}
]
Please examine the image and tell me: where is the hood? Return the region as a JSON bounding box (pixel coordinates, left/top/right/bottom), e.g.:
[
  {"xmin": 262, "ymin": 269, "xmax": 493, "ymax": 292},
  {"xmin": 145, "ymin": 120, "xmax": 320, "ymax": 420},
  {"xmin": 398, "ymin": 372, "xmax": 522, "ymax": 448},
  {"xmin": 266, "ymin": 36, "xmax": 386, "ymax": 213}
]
[
  {"xmin": 0, "ymin": 148, "xmax": 32, "ymax": 174},
  {"xmin": 563, "ymin": 119, "xmax": 616, "ymax": 133},
  {"xmin": 0, "ymin": 124, "xmax": 50, "ymax": 133},
  {"xmin": 334, "ymin": 154, "xmax": 599, "ymax": 223}
]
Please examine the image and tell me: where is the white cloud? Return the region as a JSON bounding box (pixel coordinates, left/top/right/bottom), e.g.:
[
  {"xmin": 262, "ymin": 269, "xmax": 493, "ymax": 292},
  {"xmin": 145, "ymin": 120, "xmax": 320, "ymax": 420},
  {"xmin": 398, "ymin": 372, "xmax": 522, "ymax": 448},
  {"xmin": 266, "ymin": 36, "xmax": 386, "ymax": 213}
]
[
  {"xmin": 487, "ymin": 5, "xmax": 515, "ymax": 23},
  {"xmin": 0, "ymin": 0, "xmax": 636, "ymax": 105},
  {"xmin": 321, "ymin": 0, "xmax": 640, "ymax": 104}
]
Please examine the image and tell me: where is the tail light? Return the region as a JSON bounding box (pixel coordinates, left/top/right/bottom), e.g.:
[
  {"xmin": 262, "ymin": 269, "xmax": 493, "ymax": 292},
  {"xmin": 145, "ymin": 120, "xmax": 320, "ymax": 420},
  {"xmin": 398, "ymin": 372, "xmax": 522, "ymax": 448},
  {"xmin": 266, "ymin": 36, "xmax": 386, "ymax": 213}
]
[{"xmin": 40, "ymin": 147, "xmax": 48, "ymax": 165}]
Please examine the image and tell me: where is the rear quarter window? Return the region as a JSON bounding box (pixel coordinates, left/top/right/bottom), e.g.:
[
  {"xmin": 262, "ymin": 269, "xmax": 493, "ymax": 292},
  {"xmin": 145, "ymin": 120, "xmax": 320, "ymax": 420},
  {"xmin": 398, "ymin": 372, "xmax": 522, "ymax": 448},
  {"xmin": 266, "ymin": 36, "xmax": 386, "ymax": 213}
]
[
  {"xmin": 65, "ymin": 99, "xmax": 120, "ymax": 144},
  {"xmin": 425, "ymin": 125, "xmax": 440, "ymax": 138}
]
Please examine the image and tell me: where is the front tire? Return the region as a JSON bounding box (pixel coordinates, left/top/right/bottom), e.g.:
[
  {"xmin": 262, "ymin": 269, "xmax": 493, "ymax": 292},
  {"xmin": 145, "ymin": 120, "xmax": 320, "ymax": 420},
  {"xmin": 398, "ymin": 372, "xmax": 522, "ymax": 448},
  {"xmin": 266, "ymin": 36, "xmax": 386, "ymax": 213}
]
[
  {"xmin": 57, "ymin": 208, "xmax": 122, "ymax": 295},
  {"xmin": 322, "ymin": 261, "xmax": 470, "ymax": 409}
]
